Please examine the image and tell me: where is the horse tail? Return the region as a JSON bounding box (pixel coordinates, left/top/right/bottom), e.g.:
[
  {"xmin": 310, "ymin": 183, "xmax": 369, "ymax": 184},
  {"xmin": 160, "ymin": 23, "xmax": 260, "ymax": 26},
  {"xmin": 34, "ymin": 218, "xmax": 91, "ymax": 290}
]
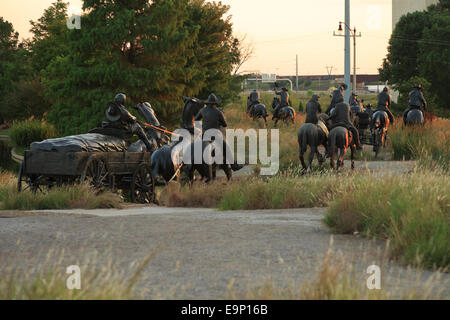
[
  {"xmin": 328, "ymin": 130, "xmax": 336, "ymax": 156},
  {"xmin": 297, "ymin": 129, "xmax": 306, "ymax": 154}
]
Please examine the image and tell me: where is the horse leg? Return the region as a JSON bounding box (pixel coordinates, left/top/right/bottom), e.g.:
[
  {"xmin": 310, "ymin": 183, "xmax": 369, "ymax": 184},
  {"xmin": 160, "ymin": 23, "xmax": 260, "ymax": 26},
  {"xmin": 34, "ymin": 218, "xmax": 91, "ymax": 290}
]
[
  {"xmin": 330, "ymin": 146, "xmax": 335, "ymax": 170},
  {"xmin": 316, "ymin": 149, "xmax": 325, "ymax": 165},
  {"xmin": 212, "ymin": 163, "xmax": 217, "ymax": 180},
  {"xmin": 299, "ymin": 149, "xmax": 308, "ymax": 173},
  {"xmin": 308, "ymin": 145, "xmax": 317, "ymax": 172},
  {"xmin": 350, "ymin": 145, "xmax": 355, "ymax": 170},
  {"xmin": 338, "ymin": 147, "xmax": 347, "ymax": 170},
  {"xmin": 204, "ymin": 164, "xmax": 213, "ymax": 183}
]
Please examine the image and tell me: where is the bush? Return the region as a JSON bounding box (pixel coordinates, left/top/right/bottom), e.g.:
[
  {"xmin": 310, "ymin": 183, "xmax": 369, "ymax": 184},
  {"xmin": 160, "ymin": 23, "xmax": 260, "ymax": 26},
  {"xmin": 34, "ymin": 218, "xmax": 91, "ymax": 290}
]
[{"xmin": 9, "ymin": 119, "xmax": 57, "ymax": 148}]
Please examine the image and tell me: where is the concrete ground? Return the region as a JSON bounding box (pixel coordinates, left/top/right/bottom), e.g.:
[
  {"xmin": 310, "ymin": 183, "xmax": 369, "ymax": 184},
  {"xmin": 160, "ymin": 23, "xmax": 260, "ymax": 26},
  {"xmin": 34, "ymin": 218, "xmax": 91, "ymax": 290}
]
[{"xmin": 0, "ymin": 206, "xmax": 448, "ymax": 299}]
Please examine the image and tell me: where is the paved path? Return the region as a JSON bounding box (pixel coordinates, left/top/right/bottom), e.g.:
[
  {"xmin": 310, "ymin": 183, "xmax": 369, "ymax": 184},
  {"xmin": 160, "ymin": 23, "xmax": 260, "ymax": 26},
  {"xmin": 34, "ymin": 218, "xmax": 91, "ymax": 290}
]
[{"xmin": 0, "ymin": 207, "xmax": 447, "ymax": 299}]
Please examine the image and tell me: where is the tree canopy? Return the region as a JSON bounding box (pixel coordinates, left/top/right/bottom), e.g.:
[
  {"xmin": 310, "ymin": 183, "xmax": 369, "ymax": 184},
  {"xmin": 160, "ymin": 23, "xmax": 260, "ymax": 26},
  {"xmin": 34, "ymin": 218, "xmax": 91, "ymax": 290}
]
[
  {"xmin": 0, "ymin": 0, "xmax": 245, "ymax": 134},
  {"xmin": 379, "ymin": 0, "xmax": 450, "ymax": 114}
]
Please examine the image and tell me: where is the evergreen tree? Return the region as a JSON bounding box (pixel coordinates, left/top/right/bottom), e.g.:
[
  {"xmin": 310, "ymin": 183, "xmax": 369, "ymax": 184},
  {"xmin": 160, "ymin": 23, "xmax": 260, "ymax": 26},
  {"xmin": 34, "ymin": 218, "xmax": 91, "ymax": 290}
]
[
  {"xmin": 43, "ymin": 0, "xmax": 244, "ymax": 135},
  {"xmin": 44, "ymin": 0, "xmax": 197, "ymax": 135},
  {"xmin": 28, "ymin": 0, "xmax": 70, "ymax": 74}
]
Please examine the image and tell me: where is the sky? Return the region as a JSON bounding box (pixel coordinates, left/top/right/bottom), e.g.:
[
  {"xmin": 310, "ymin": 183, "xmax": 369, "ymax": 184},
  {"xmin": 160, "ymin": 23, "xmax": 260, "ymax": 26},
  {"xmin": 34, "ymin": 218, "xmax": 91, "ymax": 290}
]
[{"xmin": 0, "ymin": 0, "xmax": 392, "ymax": 75}]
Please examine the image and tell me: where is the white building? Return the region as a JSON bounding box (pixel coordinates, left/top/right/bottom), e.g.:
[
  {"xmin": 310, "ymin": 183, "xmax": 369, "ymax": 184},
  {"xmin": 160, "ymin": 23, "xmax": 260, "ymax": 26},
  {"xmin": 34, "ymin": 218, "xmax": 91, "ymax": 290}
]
[{"xmin": 392, "ymin": 0, "xmax": 439, "ymax": 29}]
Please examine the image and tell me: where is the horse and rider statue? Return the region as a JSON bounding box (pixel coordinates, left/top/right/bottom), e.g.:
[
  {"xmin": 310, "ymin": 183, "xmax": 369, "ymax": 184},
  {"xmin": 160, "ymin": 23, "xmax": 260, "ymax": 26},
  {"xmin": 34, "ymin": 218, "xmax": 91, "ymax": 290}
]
[
  {"xmin": 404, "ymin": 84, "xmax": 427, "ymax": 126},
  {"xmin": 272, "ymin": 84, "xmax": 295, "ymax": 125},
  {"xmin": 246, "ymin": 89, "xmax": 268, "ymax": 126}
]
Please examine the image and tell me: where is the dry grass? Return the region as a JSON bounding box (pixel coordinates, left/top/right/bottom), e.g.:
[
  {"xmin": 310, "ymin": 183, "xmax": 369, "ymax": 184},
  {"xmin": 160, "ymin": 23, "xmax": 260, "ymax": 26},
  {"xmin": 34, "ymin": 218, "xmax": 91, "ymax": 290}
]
[
  {"xmin": 389, "ymin": 117, "xmax": 450, "ymax": 170},
  {"xmin": 228, "ymin": 244, "xmax": 448, "ymax": 300},
  {"xmin": 0, "ymin": 170, "xmax": 123, "ymax": 210},
  {"xmin": 0, "ymin": 245, "xmax": 161, "ymax": 300},
  {"xmin": 325, "ymin": 169, "xmax": 450, "ymax": 269}
]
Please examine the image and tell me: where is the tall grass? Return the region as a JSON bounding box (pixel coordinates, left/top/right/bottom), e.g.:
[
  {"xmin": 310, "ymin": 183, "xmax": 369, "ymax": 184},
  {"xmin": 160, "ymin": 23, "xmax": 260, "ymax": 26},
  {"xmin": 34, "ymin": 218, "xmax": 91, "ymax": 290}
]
[
  {"xmin": 9, "ymin": 119, "xmax": 58, "ymax": 148},
  {"xmin": 389, "ymin": 118, "xmax": 450, "ymax": 171},
  {"xmin": 325, "ymin": 170, "xmax": 449, "ymax": 269},
  {"xmin": 0, "ymin": 171, "xmax": 123, "ymax": 210}
]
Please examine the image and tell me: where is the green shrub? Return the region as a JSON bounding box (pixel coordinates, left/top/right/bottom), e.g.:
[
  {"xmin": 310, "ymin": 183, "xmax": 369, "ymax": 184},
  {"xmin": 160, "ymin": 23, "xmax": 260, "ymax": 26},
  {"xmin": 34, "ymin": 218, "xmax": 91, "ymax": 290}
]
[{"xmin": 9, "ymin": 119, "xmax": 57, "ymax": 148}]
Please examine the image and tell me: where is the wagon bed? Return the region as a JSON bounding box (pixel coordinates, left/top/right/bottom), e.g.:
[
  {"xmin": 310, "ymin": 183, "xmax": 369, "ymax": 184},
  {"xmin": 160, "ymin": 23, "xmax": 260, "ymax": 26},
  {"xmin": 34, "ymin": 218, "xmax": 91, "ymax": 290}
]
[{"xmin": 18, "ymin": 150, "xmax": 155, "ymax": 204}]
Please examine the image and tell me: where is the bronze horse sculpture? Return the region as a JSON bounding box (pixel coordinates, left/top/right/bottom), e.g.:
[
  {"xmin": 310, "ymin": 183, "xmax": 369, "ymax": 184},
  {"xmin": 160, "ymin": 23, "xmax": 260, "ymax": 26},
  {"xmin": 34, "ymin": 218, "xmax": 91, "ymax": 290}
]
[
  {"xmin": 404, "ymin": 109, "xmax": 424, "ymax": 126},
  {"xmin": 328, "ymin": 126, "xmax": 356, "ymax": 171},
  {"xmin": 297, "ymin": 114, "xmax": 329, "ymax": 173},
  {"xmin": 181, "ymin": 96, "xmax": 205, "ymax": 133},
  {"xmin": 371, "ymin": 110, "xmax": 390, "ymax": 156},
  {"xmin": 271, "ymin": 97, "xmax": 295, "ymax": 125},
  {"xmin": 248, "ymin": 103, "xmax": 268, "ymax": 127}
]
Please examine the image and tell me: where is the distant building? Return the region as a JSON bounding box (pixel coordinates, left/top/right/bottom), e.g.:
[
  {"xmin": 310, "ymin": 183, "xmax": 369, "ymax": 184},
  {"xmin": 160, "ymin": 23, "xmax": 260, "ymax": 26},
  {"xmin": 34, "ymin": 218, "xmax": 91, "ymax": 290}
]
[{"xmin": 392, "ymin": 0, "xmax": 439, "ymax": 29}]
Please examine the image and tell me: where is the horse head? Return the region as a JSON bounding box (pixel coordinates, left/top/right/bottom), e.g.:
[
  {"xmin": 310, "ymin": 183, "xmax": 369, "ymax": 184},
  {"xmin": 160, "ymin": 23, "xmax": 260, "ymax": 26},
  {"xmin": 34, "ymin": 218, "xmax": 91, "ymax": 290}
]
[{"xmin": 181, "ymin": 97, "xmax": 204, "ymax": 131}]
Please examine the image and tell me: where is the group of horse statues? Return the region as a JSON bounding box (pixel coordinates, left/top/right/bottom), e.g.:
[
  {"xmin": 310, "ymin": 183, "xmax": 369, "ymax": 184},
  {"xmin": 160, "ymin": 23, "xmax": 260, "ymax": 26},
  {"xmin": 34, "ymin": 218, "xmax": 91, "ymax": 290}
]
[
  {"xmin": 102, "ymin": 84, "xmax": 430, "ymax": 186},
  {"xmin": 245, "ymin": 84, "xmax": 430, "ymax": 173}
]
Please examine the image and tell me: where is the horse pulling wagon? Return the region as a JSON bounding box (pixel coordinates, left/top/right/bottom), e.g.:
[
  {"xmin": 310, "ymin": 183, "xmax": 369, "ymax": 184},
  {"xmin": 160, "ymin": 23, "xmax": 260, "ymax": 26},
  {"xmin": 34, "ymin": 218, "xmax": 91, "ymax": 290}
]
[{"xmin": 18, "ymin": 150, "xmax": 155, "ymax": 204}]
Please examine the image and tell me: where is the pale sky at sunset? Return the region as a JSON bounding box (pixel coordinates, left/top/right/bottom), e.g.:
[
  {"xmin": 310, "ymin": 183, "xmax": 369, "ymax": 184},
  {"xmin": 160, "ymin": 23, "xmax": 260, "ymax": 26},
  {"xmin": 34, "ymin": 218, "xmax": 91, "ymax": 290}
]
[{"xmin": 1, "ymin": 0, "xmax": 392, "ymax": 75}]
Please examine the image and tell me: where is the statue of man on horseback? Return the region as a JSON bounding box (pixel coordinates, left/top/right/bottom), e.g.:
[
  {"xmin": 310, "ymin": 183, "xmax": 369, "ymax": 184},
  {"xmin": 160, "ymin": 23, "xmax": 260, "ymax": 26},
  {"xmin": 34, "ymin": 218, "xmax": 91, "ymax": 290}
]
[
  {"xmin": 325, "ymin": 83, "xmax": 347, "ymax": 115},
  {"xmin": 327, "ymin": 99, "xmax": 363, "ymax": 151},
  {"xmin": 273, "ymin": 86, "xmax": 290, "ymax": 119},
  {"xmin": 376, "ymin": 87, "xmax": 394, "ymax": 124},
  {"xmin": 403, "ymin": 84, "xmax": 427, "ymax": 125},
  {"xmin": 305, "ymin": 94, "xmax": 322, "ymax": 124},
  {"xmin": 247, "ymin": 89, "xmax": 261, "ymax": 114}
]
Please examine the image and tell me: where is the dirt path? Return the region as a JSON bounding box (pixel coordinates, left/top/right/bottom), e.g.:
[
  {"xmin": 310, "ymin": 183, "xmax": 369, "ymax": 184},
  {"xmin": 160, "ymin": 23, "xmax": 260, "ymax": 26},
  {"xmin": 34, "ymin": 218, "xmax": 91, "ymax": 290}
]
[{"xmin": 0, "ymin": 207, "xmax": 447, "ymax": 299}]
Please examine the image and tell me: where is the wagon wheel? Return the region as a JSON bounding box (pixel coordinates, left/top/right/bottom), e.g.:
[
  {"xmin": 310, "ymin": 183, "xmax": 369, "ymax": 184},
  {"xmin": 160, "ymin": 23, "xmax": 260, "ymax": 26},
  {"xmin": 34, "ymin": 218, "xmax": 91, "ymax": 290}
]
[
  {"xmin": 17, "ymin": 161, "xmax": 52, "ymax": 193},
  {"xmin": 80, "ymin": 155, "xmax": 109, "ymax": 192},
  {"xmin": 130, "ymin": 163, "xmax": 155, "ymax": 204}
]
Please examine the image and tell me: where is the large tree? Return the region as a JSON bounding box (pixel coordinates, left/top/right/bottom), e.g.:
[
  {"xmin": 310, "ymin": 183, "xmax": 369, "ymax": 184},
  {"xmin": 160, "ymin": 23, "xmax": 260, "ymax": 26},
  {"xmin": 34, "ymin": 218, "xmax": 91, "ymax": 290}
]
[
  {"xmin": 379, "ymin": 0, "xmax": 450, "ymax": 113},
  {"xmin": 28, "ymin": 0, "xmax": 70, "ymax": 73},
  {"xmin": 43, "ymin": 0, "xmax": 243, "ymax": 135},
  {"xmin": 0, "ymin": 18, "xmax": 35, "ymax": 120}
]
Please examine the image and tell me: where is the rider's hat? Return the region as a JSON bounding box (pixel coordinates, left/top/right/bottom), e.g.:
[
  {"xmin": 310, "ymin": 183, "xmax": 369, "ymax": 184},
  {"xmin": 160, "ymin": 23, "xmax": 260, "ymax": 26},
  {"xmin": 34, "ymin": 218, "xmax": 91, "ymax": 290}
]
[
  {"xmin": 282, "ymin": 87, "xmax": 288, "ymax": 92},
  {"xmin": 204, "ymin": 93, "xmax": 222, "ymax": 105},
  {"xmin": 106, "ymin": 101, "xmax": 121, "ymax": 122},
  {"xmin": 414, "ymin": 84, "xmax": 422, "ymax": 90},
  {"xmin": 340, "ymin": 83, "xmax": 348, "ymax": 90}
]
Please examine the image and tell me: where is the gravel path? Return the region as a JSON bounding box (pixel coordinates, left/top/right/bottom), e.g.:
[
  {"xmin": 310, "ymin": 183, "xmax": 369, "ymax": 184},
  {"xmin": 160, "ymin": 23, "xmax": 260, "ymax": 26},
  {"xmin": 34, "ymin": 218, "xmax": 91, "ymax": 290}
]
[{"xmin": 0, "ymin": 207, "xmax": 448, "ymax": 299}]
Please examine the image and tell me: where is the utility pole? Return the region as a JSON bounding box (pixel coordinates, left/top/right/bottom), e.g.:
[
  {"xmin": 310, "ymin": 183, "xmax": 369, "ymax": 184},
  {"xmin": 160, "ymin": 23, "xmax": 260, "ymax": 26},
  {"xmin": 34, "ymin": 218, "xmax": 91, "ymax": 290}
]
[
  {"xmin": 351, "ymin": 27, "xmax": 361, "ymax": 93},
  {"xmin": 344, "ymin": 0, "xmax": 350, "ymax": 102},
  {"xmin": 296, "ymin": 54, "xmax": 299, "ymax": 91},
  {"xmin": 333, "ymin": 0, "xmax": 361, "ymax": 99}
]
